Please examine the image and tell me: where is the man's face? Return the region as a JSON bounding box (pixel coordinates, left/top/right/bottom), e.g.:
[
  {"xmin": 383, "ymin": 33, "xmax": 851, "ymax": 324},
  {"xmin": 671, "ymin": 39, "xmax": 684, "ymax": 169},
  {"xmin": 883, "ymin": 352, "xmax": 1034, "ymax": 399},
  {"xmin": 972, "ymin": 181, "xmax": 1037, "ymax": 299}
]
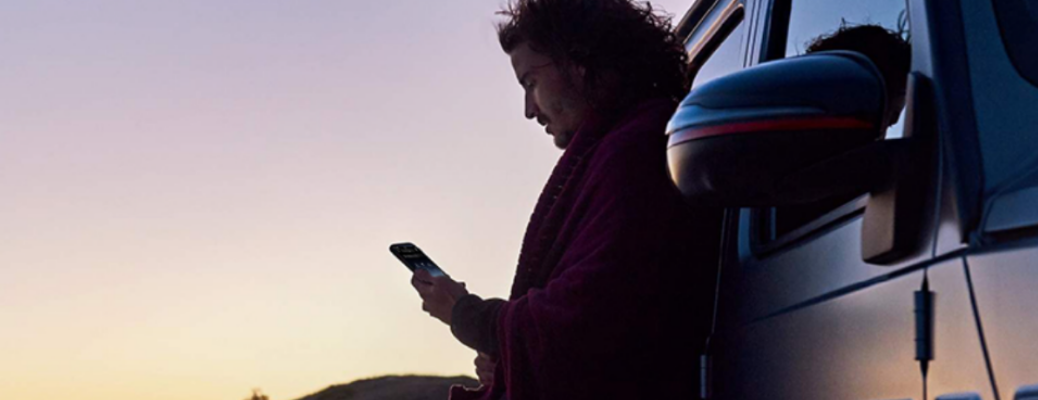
[
  {"xmin": 885, "ymin": 81, "xmax": 907, "ymax": 128},
  {"xmin": 509, "ymin": 42, "xmax": 591, "ymax": 149}
]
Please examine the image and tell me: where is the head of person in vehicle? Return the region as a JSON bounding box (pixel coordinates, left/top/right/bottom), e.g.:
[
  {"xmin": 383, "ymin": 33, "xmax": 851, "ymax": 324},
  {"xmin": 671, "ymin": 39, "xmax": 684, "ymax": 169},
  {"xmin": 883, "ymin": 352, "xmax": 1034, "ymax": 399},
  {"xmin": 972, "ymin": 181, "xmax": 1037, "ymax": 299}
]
[
  {"xmin": 806, "ymin": 24, "xmax": 912, "ymax": 128},
  {"xmin": 497, "ymin": 0, "xmax": 689, "ymax": 149}
]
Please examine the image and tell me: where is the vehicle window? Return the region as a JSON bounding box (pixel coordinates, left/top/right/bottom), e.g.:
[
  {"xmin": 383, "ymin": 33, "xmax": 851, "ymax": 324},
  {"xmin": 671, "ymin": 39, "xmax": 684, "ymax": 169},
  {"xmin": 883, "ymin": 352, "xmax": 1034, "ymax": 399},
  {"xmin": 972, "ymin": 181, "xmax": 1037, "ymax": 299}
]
[
  {"xmin": 754, "ymin": 0, "xmax": 909, "ymax": 251},
  {"xmin": 783, "ymin": 0, "xmax": 909, "ymax": 140},
  {"xmin": 690, "ymin": 14, "xmax": 747, "ymax": 88},
  {"xmin": 783, "ymin": 1, "xmax": 907, "ymax": 58}
]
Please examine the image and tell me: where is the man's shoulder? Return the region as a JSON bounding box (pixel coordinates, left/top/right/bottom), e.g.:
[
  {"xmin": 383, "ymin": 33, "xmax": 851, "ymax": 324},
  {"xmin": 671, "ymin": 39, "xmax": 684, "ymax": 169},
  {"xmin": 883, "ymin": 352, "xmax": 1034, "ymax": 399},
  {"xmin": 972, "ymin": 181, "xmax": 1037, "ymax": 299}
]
[
  {"xmin": 575, "ymin": 98, "xmax": 679, "ymax": 196},
  {"xmin": 591, "ymin": 98, "xmax": 678, "ymax": 166},
  {"xmin": 610, "ymin": 98, "xmax": 678, "ymax": 137}
]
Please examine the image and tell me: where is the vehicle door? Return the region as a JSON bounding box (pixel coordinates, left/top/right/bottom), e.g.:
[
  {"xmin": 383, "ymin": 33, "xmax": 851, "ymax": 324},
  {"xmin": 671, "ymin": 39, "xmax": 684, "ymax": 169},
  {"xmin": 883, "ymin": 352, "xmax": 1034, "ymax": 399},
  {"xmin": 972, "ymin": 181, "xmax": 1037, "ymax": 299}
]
[{"xmin": 678, "ymin": 0, "xmax": 996, "ymax": 398}]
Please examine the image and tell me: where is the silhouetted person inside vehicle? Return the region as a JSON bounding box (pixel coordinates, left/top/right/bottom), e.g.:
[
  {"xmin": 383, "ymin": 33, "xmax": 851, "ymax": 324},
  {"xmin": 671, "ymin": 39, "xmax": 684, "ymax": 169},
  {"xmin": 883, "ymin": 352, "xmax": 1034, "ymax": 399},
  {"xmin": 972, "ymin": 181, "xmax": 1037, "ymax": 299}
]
[
  {"xmin": 806, "ymin": 24, "xmax": 912, "ymax": 129},
  {"xmin": 772, "ymin": 24, "xmax": 913, "ymax": 230}
]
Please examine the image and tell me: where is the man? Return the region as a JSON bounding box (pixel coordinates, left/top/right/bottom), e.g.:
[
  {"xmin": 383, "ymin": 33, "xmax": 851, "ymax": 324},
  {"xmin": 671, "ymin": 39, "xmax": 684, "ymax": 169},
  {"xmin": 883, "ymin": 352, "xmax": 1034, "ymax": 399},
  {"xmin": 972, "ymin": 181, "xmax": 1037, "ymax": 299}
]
[{"xmin": 411, "ymin": 0, "xmax": 723, "ymax": 399}]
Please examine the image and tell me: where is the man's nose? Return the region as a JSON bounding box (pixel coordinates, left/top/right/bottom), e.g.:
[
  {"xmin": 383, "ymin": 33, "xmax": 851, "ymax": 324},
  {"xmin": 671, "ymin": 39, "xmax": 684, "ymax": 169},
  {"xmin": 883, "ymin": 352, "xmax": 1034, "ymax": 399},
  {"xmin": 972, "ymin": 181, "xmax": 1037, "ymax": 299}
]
[{"xmin": 524, "ymin": 97, "xmax": 538, "ymax": 120}]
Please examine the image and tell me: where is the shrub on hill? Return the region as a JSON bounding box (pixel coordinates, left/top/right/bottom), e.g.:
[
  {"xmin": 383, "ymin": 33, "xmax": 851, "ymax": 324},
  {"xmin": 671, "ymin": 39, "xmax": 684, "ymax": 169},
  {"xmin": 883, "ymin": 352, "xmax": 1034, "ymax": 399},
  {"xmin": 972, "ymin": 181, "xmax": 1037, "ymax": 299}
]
[{"xmin": 294, "ymin": 375, "xmax": 479, "ymax": 400}]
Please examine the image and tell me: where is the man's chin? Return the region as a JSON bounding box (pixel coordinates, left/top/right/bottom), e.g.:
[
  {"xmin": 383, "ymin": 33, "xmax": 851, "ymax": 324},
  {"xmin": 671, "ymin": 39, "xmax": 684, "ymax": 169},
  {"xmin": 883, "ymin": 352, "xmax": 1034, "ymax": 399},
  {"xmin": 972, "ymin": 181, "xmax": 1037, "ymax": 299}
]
[{"xmin": 552, "ymin": 132, "xmax": 572, "ymax": 149}]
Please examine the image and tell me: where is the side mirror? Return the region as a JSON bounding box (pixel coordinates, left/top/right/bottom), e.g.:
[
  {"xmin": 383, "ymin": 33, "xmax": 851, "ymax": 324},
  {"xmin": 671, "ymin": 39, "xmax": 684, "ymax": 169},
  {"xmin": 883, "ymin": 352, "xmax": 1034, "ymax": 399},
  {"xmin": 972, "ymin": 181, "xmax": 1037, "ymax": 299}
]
[
  {"xmin": 666, "ymin": 51, "xmax": 886, "ymax": 206},
  {"xmin": 666, "ymin": 53, "xmax": 935, "ymax": 265}
]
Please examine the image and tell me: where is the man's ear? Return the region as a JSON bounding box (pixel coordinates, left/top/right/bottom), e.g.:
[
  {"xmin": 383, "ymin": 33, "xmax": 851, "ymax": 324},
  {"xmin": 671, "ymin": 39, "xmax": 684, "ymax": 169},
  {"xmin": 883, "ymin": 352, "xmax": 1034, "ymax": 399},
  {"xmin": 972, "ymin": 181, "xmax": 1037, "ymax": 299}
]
[
  {"xmin": 561, "ymin": 63, "xmax": 586, "ymax": 87},
  {"xmin": 574, "ymin": 64, "xmax": 586, "ymax": 79}
]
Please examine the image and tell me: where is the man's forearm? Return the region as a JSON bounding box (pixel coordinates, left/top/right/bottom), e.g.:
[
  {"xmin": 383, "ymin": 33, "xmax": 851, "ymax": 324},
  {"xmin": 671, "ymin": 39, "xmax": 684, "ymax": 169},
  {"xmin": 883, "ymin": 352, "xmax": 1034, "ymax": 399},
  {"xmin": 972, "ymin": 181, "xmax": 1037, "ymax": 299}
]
[{"xmin": 450, "ymin": 294, "xmax": 506, "ymax": 356}]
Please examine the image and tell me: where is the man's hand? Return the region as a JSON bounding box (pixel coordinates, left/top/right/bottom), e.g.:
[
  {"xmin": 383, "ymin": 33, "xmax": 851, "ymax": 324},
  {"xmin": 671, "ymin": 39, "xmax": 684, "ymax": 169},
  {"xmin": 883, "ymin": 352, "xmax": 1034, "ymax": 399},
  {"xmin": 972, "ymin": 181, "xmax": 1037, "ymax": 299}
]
[
  {"xmin": 474, "ymin": 352, "xmax": 496, "ymax": 387},
  {"xmin": 411, "ymin": 268, "xmax": 469, "ymax": 325}
]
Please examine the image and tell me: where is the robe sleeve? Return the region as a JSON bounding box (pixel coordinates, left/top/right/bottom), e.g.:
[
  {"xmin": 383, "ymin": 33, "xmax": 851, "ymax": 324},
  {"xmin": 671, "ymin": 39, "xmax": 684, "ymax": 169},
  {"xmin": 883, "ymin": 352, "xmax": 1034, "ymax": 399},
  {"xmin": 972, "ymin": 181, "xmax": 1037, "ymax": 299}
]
[{"xmin": 450, "ymin": 294, "xmax": 506, "ymax": 356}]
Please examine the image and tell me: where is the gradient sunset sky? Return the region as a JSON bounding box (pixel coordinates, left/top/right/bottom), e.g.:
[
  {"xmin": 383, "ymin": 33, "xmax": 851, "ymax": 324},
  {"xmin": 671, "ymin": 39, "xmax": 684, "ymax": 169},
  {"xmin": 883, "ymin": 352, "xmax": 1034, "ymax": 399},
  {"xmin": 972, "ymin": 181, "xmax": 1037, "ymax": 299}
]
[{"xmin": 0, "ymin": 1, "xmax": 695, "ymax": 399}]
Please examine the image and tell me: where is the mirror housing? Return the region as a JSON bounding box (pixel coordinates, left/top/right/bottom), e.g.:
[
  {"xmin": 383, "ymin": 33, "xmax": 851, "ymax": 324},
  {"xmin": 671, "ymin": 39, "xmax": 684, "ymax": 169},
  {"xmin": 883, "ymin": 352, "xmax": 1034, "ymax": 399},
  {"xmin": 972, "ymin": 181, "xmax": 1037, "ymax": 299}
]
[{"xmin": 666, "ymin": 51, "xmax": 886, "ymax": 206}]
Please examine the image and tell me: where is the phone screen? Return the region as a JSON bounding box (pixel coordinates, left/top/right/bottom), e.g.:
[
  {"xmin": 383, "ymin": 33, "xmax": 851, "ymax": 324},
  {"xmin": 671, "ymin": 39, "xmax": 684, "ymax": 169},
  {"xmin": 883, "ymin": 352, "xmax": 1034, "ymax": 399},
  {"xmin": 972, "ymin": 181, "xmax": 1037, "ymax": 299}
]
[{"xmin": 389, "ymin": 242, "xmax": 447, "ymax": 277}]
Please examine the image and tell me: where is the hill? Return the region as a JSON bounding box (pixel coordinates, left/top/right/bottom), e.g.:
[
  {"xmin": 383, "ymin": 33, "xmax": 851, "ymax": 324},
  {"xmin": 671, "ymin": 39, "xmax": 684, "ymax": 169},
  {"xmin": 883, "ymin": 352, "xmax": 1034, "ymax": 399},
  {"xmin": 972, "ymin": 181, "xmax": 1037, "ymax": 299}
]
[{"xmin": 294, "ymin": 375, "xmax": 480, "ymax": 400}]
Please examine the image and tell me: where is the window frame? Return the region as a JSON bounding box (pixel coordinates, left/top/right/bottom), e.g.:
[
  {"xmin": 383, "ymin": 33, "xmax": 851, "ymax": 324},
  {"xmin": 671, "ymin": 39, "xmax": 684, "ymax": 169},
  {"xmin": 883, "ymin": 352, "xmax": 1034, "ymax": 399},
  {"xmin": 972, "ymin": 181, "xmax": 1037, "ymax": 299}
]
[
  {"xmin": 682, "ymin": 0, "xmax": 749, "ymax": 85},
  {"xmin": 992, "ymin": 0, "xmax": 1038, "ymax": 87},
  {"xmin": 748, "ymin": 0, "xmax": 909, "ymax": 256},
  {"xmin": 751, "ymin": 195, "xmax": 869, "ymax": 256}
]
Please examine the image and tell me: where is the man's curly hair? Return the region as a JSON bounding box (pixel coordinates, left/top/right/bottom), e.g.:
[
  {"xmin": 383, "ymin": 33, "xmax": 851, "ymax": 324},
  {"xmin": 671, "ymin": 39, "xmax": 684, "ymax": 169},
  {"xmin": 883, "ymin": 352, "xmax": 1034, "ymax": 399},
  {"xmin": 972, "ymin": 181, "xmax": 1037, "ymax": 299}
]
[{"xmin": 497, "ymin": 0, "xmax": 688, "ymax": 110}]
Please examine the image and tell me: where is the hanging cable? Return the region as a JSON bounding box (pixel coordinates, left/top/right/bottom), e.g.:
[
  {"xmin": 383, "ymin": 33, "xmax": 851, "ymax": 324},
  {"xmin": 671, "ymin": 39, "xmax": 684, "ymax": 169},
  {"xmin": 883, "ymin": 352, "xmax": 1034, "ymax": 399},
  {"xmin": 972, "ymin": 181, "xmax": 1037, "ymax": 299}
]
[{"xmin": 701, "ymin": 208, "xmax": 735, "ymax": 399}]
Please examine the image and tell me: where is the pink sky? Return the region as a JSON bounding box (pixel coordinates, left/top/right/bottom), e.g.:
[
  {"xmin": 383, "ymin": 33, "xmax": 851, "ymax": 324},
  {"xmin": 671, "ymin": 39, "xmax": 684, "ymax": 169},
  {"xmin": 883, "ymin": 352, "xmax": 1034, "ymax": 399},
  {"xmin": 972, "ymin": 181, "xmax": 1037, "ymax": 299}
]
[{"xmin": 0, "ymin": 1, "xmax": 694, "ymax": 399}]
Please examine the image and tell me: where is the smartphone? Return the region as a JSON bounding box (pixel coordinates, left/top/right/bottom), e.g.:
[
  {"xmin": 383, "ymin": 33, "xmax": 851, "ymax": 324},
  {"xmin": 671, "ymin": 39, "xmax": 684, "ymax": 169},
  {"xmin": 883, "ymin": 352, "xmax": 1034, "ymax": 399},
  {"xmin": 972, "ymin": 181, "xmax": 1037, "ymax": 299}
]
[{"xmin": 389, "ymin": 242, "xmax": 447, "ymax": 277}]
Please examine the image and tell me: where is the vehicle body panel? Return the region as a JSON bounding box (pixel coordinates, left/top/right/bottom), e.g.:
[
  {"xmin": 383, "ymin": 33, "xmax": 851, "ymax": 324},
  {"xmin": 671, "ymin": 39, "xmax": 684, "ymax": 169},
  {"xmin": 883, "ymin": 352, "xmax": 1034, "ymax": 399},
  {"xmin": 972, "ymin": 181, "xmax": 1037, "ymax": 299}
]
[{"xmin": 968, "ymin": 246, "xmax": 1038, "ymax": 398}]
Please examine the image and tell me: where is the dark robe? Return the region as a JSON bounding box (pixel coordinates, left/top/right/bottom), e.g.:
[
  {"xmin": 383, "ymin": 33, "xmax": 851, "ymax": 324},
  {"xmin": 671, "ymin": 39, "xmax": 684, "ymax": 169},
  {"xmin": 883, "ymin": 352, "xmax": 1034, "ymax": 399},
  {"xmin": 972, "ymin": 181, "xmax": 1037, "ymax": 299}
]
[{"xmin": 448, "ymin": 98, "xmax": 723, "ymax": 400}]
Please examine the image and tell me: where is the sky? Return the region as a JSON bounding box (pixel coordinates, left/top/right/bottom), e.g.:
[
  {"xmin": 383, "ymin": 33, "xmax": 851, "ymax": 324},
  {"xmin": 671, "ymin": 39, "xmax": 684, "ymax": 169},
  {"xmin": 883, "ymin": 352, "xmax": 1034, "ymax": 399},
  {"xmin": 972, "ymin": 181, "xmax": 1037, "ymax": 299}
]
[{"xmin": 0, "ymin": 1, "xmax": 696, "ymax": 399}]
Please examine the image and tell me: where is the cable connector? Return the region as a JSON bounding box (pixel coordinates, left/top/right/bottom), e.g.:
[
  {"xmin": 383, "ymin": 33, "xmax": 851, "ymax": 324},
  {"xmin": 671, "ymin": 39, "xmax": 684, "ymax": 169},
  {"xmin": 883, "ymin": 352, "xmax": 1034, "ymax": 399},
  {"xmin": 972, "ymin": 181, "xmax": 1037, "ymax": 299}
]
[{"xmin": 914, "ymin": 275, "xmax": 934, "ymax": 376}]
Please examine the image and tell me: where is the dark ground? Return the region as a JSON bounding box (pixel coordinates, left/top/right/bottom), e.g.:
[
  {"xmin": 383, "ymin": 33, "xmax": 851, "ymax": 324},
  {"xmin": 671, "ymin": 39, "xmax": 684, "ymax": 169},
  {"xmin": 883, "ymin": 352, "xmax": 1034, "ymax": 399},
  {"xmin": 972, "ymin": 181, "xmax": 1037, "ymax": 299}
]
[{"xmin": 294, "ymin": 375, "xmax": 480, "ymax": 400}]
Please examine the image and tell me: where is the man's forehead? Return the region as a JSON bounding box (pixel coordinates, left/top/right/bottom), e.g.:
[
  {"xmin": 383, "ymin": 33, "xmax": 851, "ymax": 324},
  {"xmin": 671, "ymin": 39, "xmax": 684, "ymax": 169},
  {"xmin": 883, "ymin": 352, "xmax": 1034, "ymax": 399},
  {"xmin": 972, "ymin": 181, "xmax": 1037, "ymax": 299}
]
[{"xmin": 509, "ymin": 42, "xmax": 553, "ymax": 75}]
